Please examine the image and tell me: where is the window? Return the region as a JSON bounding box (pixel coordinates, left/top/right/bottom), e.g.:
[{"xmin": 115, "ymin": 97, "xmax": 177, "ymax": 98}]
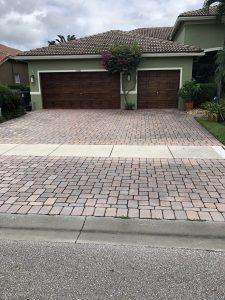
[{"xmin": 14, "ymin": 74, "xmax": 21, "ymax": 84}]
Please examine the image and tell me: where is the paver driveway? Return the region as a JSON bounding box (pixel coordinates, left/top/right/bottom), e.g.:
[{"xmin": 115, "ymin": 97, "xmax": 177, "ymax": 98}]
[
  {"xmin": 0, "ymin": 109, "xmax": 220, "ymax": 145},
  {"xmin": 0, "ymin": 156, "xmax": 225, "ymax": 221},
  {"xmin": 0, "ymin": 109, "xmax": 224, "ymax": 222}
]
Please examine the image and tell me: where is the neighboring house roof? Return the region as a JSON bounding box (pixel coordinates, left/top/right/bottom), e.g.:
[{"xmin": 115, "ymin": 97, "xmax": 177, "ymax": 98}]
[
  {"xmin": 179, "ymin": 5, "xmax": 220, "ymax": 17},
  {"xmin": 0, "ymin": 44, "xmax": 21, "ymax": 63},
  {"xmin": 129, "ymin": 27, "xmax": 173, "ymax": 41},
  {"xmin": 18, "ymin": 30, "xmax": 202, "ymax": 58}
]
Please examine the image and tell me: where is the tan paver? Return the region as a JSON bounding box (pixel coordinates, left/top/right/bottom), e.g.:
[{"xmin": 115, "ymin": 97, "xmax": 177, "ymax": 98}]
[
  {"xmin": 0, "ymin": 154, "xmax": 225, "ymax": 222},
  {"xmin": 0, "ymin": 109, "xmax": 221, "ymax": 145}
]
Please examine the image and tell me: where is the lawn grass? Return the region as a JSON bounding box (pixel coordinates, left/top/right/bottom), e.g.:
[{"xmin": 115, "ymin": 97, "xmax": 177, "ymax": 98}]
[{"xmin": 197, "ymin": 117, "xmax": 225, "ymax": 145}]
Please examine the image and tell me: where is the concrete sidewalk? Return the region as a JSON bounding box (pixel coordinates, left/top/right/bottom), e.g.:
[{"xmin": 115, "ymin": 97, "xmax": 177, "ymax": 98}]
[
  {"xmin": 1, "ymin": 214, "xmax": 225, "ymax": 251},
  {"xmin": 0, "ymin": 144, "xmax": 225, "ymax": 159}
]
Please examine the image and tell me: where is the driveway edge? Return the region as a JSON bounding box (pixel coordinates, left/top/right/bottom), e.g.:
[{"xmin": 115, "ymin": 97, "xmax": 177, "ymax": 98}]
[{"xmin": 1, "ymin": 214, "xmax": 225, "ymax": 251}]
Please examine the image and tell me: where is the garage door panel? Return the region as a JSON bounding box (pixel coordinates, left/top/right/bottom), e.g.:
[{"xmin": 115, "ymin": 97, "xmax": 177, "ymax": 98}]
[
  {"xmin": 41, "ymin": 72, "xmax": 120, "ymax": 109},
  {"xmin": 138, "ymin": 70, "xmax": 180, "ymax": 109}
]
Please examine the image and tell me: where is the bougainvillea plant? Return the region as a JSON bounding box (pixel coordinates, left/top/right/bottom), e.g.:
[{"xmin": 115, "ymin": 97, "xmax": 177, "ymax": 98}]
[
  {"xmin": 100, "ymin": 43, "xmax": 141, "ymax": 74},
  {"xmin": 100, "ymin": 43, "xmax": 141, "ymax": 109}
]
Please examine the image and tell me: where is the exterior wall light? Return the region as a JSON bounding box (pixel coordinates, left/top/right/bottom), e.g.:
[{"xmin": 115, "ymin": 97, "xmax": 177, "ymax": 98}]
[{"xmin": 30, "ymin": 75, "xmax": 35, "ymax": 83}]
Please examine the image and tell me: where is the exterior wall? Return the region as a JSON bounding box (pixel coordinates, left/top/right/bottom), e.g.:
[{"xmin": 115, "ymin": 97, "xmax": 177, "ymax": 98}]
[
  {"xmin": 173, "ymin": 20, "xmax": 225, "ymax": 49},
  {"xmin": 0, "ymin": 61, "xmax": 14, "ymax": 85},
  {"xmin": 184, "ymin": 21, "xmax": 225, "ymax": 49},
  {"xmin": 125, "ymin": 57, "xmax": 193, "ymax": 110},
  {"xmin": 12, "ymin": 60, "xmax": 29, "ymax": 85},
  {"xmin": 28, "ymin": 56, "xmax": 193, "ymax": 110},
  {"xmin": 0, "ymin": 59, "xmax": 29, "ymax": 85},
  {"xmin": 173, "ymin": 24, "xmax": 186, "ymax": 44},
  {"xmin": 28, "ymin": 59, "xmax": 112, "ymax": 109}
]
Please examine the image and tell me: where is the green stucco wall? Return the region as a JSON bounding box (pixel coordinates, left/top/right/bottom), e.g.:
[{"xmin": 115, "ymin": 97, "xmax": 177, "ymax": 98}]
[
  {"xmin": 28, "ymin": 56, "xmax": 193, "ymax": 111},
  {"xmin": 124, "ymin": 57, "xmax": 193, "ymax": 110},
  {"xmin": 28, "ymin": 59, "xmax": 106, "ymax": 109},
  {"xmin": 185, "ymin": 22, "xmax": 225, "ymax": 49},
  {"xmin": 173, "ymin": 24, "xmax": 186, "ymax": 44},
  {"xmin": 174, "ymin": 20, "xmax": 225, "ymax": 49}
]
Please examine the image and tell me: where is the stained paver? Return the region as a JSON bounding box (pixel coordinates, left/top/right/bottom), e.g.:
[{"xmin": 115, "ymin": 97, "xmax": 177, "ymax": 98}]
[
  {"xmin": 0, "ymin": 109, "xmax": 221, "ymax": 145},
  {"xmin": 0, "ymin": 156, "xmax": 225, "ymax": 221}
]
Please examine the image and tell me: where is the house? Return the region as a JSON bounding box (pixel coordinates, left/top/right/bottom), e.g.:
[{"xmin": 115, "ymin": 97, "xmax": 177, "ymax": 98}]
[
  {"xmin": 15, "ymin": 6, "xmax": 225, "ymax": 110},
  {"xmin": 0, "ymin": 44, "xmax": 29, "ymax": 86}
]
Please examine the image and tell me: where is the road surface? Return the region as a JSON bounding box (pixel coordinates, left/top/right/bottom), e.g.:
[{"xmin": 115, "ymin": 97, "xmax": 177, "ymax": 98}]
[{"xmin": 0, "ymin": 240, "xmax": 224, "ymax": 300}]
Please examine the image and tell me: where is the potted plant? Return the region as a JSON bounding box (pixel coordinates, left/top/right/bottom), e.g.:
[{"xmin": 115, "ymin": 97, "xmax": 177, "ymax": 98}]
[
  {"xmin": 178, "ymin": 81, "xmax": 201, "ymax": 111},
  {"xmin": 201, "ymin": 101, "xmax": 223, "ymax": 122}
]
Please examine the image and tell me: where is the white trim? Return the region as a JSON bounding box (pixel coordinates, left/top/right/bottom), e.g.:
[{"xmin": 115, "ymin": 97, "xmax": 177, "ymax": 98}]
[
  {"xmin": 15, "ymin": 51, "xmax": 204, "ymax": 61},
  {"xmin": 142, "ymin": 52, "xmax": 204, "ymax": 57},
  {"xmin": 178, "ymin": 16, "xmax": 216, "ymax": 22},
  {"xmin": 204, "ymin": 47, "xmax": 223, "ymax": 53},
  {"xmin": 14, "ymin": 54, "xmax": 101, "ymax": 60},
  {"xmin": 31, "ymin": 68, "xmax": 184, "ymax": 98},
  {"xmin": 30, "ymin": 92, "xmax": 41, "ymax": 95},
  {"xmin": 137, "ymin": 67, "xmax": 183, "ymax": 88}
]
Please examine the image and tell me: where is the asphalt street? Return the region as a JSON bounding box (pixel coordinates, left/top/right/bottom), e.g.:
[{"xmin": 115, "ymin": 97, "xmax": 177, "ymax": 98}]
[{"xmin": 0, "ymin": 240, "xmax": 225, "ymax": 300}]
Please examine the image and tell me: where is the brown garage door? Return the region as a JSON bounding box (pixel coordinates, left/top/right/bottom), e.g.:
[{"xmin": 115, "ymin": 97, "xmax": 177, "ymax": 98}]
[
  {"xmin": 41, "ymin": 72, "xmax": 120, "ymax": 109},
  {"xmin": 138, "ymin": 70, "xmax": 180, "ymax": 109}
]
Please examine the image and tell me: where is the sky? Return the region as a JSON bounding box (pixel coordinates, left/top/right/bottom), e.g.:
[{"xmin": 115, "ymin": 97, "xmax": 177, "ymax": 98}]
[{"xmin": 0, "ymin": 0, "xmax": 202, "ymax": 51}]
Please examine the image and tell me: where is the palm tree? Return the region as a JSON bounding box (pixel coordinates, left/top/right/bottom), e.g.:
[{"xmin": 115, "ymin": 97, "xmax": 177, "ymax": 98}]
[
  {"xmin": 203, "ymin": 0, "xmax": 225, "ymax": 21},
  {"xmin": 67, "ymin": 35, "xmax": 76, "ymax": 41},
  {"xmin": 48, "ymin": 34, "xmax": 76, "ymax": 46},
  {"xmin": 56, "ymin": 35, "xmax": 66, "ymax": 44},
  {"xmin": 48, "ymin": 40, "xmax": 56, "ymax": 46},
  {"xmin": 215, "ymin": 49, "xmax": 225, "ymax": 97}
]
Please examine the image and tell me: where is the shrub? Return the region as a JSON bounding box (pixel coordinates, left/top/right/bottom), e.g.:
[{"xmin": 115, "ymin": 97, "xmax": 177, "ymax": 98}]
[
  {"xmin": 201, "ymin": 99, "xmax": 225, "ymax": 121},
  {"xmin": 100, "ymin": 43, "xmax": 141, "ymax": 74},
  {"xmin": 201, "ymin": 101, "xmax": 221, "ymax": 114},
  {"xmin": 0, "ymin": 85, "xmax": 21, "ymax": 115},
  {"xmin": 178, "ymin": 81, "xmax": 201, "ymax": 101},
  {"xmin": 8, "ymin": 84, "xmax": 30, "ymax": 92},
  {"xmin": 194, "ymin": 83, "xmax": 217, "ymax": 106},
  {"xmin": 100, "ymin": 43, "xmax": 141, "ymax": 109},
  {"xmin": 219, "ymin": 98, "xmax": 225, "ymax": 119}
]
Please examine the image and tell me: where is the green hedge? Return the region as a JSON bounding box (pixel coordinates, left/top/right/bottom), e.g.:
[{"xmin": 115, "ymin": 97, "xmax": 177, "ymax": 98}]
[
  {"xmin": 194, "ymin": 83, "xmax": 217, "ymax": 107},
  {"xmin": 0, "ymin": 85, "xmax": 24, "ymax": 115},
  {"xmin": 8, "ymin": 84, "xmax": 30, "ymax": 92}
]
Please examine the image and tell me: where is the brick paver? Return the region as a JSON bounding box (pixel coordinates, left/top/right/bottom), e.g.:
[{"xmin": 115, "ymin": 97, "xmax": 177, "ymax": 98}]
[
  {"xmin": 0, "ymin": 156, "xmax": 225, "ymax": 222},
  {"xmin": 0, "ymin": 109, "xmax": 220, "ymax": 145}
]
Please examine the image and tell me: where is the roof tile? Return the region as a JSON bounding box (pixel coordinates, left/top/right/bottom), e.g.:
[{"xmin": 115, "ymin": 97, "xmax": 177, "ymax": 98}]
[
  {"xmin": 19, "ymin": 30, "xmax": 202, "ymax": 57},
  {"xmin": 129, "ymin": 27, "xmax": 173, "ymax": 40},
  {"xmin": 179, "ymin": 5, "xmax": 220, "ymax": 17},
  {"xmin": 0, "ymin": 44, "xmax": 21, "ymax": 63}
]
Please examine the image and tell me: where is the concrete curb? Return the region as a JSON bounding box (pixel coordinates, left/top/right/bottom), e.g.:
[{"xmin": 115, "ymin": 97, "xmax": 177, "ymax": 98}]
[
  {"xmin": 0, "ymin": 144, "xmax": 225, "ymax": 159},
  {"xmin": 0, "ymin": 214, "xmax": 85, "ymax": 231},
  {"xmin": 1, "ymin": 214, "xmax": 225, "ymax": 251}
]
